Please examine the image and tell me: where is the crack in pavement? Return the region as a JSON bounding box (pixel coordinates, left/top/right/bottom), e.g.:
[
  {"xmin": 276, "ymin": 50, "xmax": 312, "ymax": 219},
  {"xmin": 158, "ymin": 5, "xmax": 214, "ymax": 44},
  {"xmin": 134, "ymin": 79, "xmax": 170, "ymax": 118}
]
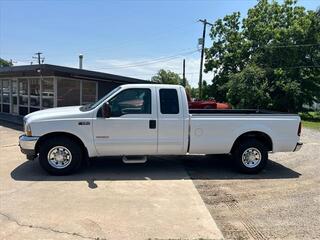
[
  {"xmin": 0, "ymin": 212, "xmax": 106, "ymax": 240},
  {"xmin": 0, "ymin": 144, "xmax": 18, "ymax": 148}
]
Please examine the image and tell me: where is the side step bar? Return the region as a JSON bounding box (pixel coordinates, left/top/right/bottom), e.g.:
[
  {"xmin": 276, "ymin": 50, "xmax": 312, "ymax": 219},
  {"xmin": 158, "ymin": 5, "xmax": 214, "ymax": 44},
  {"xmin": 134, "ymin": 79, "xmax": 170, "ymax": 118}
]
[{"xmin": 122, "ymin": 156, "xmax": 147, "ymax": 164}]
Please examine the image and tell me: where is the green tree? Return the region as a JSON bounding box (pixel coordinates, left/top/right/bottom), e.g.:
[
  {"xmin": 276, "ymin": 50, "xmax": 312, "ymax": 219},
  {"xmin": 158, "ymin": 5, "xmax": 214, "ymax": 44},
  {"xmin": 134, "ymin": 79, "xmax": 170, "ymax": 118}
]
[
  {"xmin": 205, "ymin": 0, "xmax": 320, "ymax": 112},
  {"xmin": 151, "ymin": 69, "xmax": 182, "ymax": 85},
  {"xmin": 190, "ymin": 87, "xmax": 198, "ymax": 98},
  {"xmin": 227, "ymin": 64, "xmax": 271, "ymax": 108},
  {"xmin": 202, "ymin": 80, "xmax": 212, "ymax": 100},
  {"xmin": 151, "ymin": 69, "xmax": 193, "ymax": 97},
  {"xmin": 0, "ymin": 58, "xmax": 13, "ymax": 67}
]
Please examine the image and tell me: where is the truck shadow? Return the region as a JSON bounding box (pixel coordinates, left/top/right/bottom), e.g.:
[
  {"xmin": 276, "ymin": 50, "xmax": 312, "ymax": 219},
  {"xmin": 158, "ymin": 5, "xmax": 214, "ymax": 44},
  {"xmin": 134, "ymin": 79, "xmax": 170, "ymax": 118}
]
[{"xmin": 11, "ymin": 155, "xmax": 301, "ymax": 184}]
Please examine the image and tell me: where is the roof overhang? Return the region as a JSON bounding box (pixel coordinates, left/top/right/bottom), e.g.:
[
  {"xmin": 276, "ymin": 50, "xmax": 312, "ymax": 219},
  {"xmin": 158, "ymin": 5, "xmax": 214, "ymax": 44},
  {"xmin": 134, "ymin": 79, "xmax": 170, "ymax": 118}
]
[{"xmin": 0, "ymin": 64, "xmax": 150, "ymax": 84}]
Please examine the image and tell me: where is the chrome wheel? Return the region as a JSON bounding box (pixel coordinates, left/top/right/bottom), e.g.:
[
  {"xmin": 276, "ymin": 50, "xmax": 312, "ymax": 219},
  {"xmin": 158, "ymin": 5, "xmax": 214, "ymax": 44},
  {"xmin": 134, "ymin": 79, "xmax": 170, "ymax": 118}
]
[
  {"xmin": 241, "ymin": 147, "xmax": 261, "ymax": 168},
  {"xmin": 47, "ymin": 146, "xmax": 72, "ymax": 169}
]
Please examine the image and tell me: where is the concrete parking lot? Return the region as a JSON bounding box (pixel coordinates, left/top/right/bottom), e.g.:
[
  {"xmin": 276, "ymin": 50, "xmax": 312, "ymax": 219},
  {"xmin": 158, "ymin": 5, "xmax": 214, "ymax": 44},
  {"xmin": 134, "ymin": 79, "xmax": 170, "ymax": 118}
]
[
  {"xmin": 0, "ymin": 121, "xmax": 223, "ymax": 240},
  {"xmin": 1, "ymin": 121, "xmax": 319, "ymax": 240}
]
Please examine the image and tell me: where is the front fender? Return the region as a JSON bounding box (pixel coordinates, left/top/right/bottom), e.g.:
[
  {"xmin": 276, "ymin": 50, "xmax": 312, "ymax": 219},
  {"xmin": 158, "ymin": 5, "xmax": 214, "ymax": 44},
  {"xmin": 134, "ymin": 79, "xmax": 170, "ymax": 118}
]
[{"xmin": 30, "ymin": 118, "xmax": 97, "ymax": 157}]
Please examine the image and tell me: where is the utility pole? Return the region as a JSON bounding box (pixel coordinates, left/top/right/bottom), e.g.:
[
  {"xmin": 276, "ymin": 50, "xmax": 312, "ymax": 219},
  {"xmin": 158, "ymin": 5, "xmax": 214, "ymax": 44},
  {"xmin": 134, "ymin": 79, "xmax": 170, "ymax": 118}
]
[
  {"xmin": 33, "ymin": 52, "xmax": 44, "ymax": 65},
  {"xmin": 182, "ymin": 59, "xmax": 186, "ymax": 87},
  {"xmin": 198, "ymin": 19, "xmax": 213, "ymax": 99}
]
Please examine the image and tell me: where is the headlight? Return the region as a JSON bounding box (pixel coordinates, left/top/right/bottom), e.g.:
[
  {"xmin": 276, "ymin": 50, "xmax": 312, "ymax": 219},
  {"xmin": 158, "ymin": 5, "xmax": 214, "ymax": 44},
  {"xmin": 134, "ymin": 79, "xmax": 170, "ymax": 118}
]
[{"xmin": 25, "ymin": 123, "xmax": 32, "ymax": 136}]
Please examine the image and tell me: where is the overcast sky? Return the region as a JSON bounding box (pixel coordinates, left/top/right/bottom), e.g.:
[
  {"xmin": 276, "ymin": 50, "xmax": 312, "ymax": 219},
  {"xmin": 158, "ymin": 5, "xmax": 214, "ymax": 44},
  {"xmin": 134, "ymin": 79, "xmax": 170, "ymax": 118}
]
[{"xmin": 0, "ymin": 0, "xmax": 318, "ymax": 86}]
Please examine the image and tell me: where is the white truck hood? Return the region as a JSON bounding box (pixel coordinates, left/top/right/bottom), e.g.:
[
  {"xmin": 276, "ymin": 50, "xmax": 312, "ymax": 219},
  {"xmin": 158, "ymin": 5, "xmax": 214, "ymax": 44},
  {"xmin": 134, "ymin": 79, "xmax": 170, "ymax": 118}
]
[{"xmin": 24, "ymin": 106, "xmax": 89, "ymax": 123}]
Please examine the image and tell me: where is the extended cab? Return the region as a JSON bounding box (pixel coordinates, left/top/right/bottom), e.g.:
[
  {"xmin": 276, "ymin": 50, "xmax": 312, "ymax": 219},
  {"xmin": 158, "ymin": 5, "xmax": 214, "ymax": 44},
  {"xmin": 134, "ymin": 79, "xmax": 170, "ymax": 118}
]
[{"xmin": 19, "ymin": 84, "xmax": 302, "ymax": 175}]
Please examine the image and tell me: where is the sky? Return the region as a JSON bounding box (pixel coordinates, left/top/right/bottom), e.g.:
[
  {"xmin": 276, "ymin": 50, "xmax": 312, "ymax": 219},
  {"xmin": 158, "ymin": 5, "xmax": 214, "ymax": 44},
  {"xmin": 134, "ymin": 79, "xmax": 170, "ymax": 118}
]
[{"xmin": 0, "ymin": 0, "xmax": 319, "ymax": 87}]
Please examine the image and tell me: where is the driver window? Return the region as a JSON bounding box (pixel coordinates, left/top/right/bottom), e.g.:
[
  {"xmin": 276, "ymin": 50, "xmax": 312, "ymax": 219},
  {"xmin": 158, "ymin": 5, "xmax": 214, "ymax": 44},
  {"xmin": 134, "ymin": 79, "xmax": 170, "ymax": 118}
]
[{"xmin": 109, "ymin": 88, "xmax": 151, "ymax": 117}]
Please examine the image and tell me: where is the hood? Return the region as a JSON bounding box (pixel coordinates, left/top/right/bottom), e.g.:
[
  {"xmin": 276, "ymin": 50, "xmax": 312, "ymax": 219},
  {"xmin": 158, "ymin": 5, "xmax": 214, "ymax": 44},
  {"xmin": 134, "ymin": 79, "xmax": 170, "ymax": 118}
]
[{"xmin": 24, "ymin": 106, "xmax": 90, "ymax": 123}]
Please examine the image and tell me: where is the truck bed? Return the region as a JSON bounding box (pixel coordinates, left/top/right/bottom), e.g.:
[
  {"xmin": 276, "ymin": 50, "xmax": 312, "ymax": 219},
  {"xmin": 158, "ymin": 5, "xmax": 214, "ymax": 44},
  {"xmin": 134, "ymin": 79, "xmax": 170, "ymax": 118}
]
[
  {"xmin": 188, "ymin": 109, "xmax": 300, "ymax": 154},
  {"xmin": 189, "ymin": 109, "xmax": 297, "ymax": 115}
]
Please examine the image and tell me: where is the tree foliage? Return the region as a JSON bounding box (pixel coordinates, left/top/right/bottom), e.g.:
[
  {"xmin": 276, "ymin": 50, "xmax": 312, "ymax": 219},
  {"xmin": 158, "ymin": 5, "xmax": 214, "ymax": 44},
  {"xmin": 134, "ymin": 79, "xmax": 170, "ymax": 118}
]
[
  {"xmin": 205, "ymin": 0, "xmax": 320, "ymax": 112},
  {"xmin": 151, "ymin": 69, "xmax": 182, "ymax": 85},
  {"xmin": 151, "ymin": 69, "xmax": 191, "ymax": 90},
  {"xmin": 227, "ymin": 64, "xmax": 271, "ymax": 108},
  {"xmin": 0, "ymin": 58, "xmax": 13, "ymax": 67}
]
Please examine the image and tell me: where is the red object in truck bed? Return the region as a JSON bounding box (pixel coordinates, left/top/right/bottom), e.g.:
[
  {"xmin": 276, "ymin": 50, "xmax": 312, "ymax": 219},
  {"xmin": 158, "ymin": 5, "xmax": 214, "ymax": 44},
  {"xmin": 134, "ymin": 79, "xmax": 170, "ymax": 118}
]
[
  {"xmin": 188, "ymin": 100, "xmax": 231, "ymax": 109},
  {"xmin": 186, "ymin": 92, "xmax": 231, "ymax": 109}
]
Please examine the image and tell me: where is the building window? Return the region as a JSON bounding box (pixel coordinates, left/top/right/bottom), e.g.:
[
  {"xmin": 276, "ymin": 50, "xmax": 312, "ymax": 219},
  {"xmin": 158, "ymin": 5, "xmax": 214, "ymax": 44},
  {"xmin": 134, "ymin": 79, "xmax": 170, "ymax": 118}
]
[
  {"xmin": 42, "ymin": 78, "xmax": 54, "ymax": 108},
  {"xmin": 18, "ymin": 79, "xmax": 29, "ymax": 115},
  {"xmin": 2, "ymin": 79, "xmax": 10, "ymax": 113},
  {"xmin": 12, "ymin": 80, "xmax": 18, "ymax": 114},
  {"xmin": 29, "ymin": 78, "xmax": 40, "ymax": 112},
  {"xmin": 0, "ymin": 80, "xmax": 2, "ymax": 112},
  {"xmin": 82, "ymin": 80, "xmax": 96, "ymax": 105},
  {"xmin": 57, "ymin": 78, "xmax": 80, "ymax": 107},
  {"xmin": 0, "ymin": 80, "xmax": 2, "ymax": 105}
]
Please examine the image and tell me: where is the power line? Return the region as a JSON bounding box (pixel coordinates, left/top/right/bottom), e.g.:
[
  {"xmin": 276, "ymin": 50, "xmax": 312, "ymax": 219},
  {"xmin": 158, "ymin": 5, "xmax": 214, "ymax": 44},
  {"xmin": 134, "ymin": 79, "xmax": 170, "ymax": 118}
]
[
  {"xmin": 265, "ymin": 43, "xmax": 320, "ymax": 48},
  {"xmin": 122, "ymin": 72, "xmax": 199, "ymax": 77},
  {"xmin": 95, "ymin": 71, "xmax": 201, "ymax": 80},
  {"xmin": 93, "ymin": 49, "xmax": 199, "ymax": 70},
  {"xmin": 104, "ymin": 48, "xmax": 197, "ymax": 67},
  {"xmin": 262, "ymin": 65, "xmax": 320, "ymax": 69}
]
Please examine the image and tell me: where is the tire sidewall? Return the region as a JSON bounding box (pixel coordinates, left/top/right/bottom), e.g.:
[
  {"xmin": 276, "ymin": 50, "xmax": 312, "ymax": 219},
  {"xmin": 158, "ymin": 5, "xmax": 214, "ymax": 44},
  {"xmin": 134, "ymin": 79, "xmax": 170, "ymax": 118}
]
[
  {"xmin": 39, "ymin": 137, "xmax": 82, "ymax": 175},
  {"xmin": 234, "ymin": 139, "xmax": 268, "ymax": 174}
]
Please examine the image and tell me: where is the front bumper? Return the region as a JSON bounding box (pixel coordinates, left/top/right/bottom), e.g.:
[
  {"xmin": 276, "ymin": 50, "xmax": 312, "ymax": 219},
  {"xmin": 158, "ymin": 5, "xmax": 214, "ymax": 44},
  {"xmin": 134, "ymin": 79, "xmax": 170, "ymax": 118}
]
[
  {"xmin": 293, "ymin": 142, "xmax": 303, "ymax": 152},
  {"xmin": 19, "ymin": 135, "xmax": 39, "ymax": 159}
]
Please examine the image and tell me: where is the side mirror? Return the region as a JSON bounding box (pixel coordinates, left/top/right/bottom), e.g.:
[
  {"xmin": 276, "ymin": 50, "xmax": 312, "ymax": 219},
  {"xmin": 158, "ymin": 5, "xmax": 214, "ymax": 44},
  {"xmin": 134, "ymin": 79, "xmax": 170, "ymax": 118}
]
[{"xmin": 101, "ymin": 102, "xmax": 111, "ymax": 118}]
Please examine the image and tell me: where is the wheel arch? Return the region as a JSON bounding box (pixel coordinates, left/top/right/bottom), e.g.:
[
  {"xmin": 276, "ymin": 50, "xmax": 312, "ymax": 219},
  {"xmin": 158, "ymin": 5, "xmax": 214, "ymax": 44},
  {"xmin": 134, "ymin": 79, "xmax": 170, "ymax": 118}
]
[
  {"xmin": 231, "ymin": 131, "xmax": 273, "ymax": 153},
  {"xmin": 35, "ymin": 132, "xmax": 88, "ymax": 158}
]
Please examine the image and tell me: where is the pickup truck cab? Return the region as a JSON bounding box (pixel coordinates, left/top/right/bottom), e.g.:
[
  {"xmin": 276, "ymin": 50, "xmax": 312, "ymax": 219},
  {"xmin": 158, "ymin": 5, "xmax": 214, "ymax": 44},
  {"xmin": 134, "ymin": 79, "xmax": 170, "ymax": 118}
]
[{"xmin": 19, "ymin": 84, "xmax": 302, "ymax": 175}]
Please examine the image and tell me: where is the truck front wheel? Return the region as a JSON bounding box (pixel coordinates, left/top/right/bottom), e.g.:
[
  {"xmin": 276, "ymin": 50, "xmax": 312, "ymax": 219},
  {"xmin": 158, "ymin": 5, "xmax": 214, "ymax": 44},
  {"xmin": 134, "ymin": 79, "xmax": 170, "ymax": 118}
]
[
  {"xmin": 233, "ymin": 139, "xmax": 268, "ymax": 174},
  {"xmin": 38, "ymin": 136, "xmax": 82, "ymax": 175}
]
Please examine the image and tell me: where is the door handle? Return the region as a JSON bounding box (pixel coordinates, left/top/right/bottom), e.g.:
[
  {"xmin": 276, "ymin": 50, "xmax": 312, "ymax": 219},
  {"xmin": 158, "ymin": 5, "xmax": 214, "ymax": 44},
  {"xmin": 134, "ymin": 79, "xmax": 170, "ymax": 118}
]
[{"xmin": 149, "ymin": 120, "xmax": 156, "ymax": 129}]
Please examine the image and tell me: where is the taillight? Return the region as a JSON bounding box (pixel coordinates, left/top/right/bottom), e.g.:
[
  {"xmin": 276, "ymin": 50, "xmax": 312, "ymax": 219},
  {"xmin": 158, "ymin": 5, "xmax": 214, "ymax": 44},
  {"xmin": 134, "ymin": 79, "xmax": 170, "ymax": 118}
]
[{"xmin": 298, "ymin": 122, "xmax": 302, "ymax": 136}]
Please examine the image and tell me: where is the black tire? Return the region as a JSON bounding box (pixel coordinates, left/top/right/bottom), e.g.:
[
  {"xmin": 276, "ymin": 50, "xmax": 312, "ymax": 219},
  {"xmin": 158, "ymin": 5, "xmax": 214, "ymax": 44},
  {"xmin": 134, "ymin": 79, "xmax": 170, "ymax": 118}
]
[
  {"xmin": 38, "ymin": 136, "xmax": 83, "ymax": 175},
  {"xmin": 233, "ymin": 139, "xmax": 268, "ymax": 174}
]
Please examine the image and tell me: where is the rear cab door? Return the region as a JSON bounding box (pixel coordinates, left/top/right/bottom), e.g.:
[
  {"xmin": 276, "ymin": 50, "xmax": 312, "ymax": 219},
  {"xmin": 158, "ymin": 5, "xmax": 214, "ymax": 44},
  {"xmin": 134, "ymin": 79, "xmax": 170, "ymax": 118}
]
[{"xmin": 156, "ymin": 85, "xmax": 188, "ymax": 154}]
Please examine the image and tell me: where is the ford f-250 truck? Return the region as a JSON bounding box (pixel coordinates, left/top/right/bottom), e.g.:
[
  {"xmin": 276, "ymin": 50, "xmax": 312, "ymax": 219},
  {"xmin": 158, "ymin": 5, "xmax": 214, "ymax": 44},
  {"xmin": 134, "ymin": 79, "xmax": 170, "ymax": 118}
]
[{"xmin": 19, "ymin": 84, "xmax": 302, "ymax": 175}]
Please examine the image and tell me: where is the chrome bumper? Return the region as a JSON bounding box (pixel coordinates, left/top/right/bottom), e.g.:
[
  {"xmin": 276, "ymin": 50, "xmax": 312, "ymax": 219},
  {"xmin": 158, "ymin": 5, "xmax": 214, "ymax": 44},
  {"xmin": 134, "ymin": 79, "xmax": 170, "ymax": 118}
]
[
  {"xmin": 294, "ymin": 142, "xmax": 303, "ymax": 152},
  {"xmin": 19, "ymin": 135, "xmax": 39, "ymax": 159}
]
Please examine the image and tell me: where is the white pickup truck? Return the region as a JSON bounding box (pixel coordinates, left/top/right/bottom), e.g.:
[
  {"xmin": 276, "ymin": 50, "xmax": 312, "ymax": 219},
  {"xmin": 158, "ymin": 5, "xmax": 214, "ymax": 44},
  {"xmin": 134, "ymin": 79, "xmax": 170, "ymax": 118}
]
[{"xmin": 19, "ymin": 84, "xmax": 302, "ymax": 175}]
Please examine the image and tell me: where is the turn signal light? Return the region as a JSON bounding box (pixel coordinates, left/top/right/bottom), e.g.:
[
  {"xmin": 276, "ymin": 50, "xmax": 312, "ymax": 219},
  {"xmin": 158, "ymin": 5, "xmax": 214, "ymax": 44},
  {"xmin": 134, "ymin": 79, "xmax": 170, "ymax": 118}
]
[{"xmin": 25, "ymin": 124, "xmax": 32, "ymax": 136}]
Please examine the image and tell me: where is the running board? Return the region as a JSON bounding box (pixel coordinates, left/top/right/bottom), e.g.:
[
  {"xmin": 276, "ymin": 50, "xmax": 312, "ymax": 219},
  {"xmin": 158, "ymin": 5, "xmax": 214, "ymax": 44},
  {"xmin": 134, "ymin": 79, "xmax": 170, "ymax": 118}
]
[{"xmin": 122, "ymin": 156, "xmax": 147, "ymax": 164}]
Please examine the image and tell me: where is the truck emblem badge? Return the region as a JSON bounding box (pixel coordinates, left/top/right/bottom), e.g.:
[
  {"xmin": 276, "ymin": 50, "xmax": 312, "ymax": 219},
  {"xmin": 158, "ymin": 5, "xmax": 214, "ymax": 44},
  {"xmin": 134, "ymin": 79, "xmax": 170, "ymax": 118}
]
[
  {"xmin": 96, "ymin": 136, "xmax": 109, "ymax": 139},
  {"xmin": 78, "ymin": 122, "xmax": 90, "ymax": 125}
]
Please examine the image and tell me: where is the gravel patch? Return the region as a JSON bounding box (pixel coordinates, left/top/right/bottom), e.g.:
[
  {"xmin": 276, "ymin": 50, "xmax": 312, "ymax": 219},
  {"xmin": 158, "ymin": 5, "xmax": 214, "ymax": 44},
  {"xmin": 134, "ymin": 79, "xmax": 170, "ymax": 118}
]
[{"xmin": 185, "ymin": 128, "xmax": 320, "ymax": 240}]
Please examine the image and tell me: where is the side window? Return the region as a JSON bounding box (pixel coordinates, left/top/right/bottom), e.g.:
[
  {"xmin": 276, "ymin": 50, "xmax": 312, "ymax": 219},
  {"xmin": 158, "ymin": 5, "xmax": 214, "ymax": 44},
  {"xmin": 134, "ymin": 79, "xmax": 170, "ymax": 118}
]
[
  {"xmin": 159, "ymin": 89, "xmax": 179, "ymax": 114},
  {"xmin": 109, "ymin": 88, "xmax": 151, "ymax": 117}
]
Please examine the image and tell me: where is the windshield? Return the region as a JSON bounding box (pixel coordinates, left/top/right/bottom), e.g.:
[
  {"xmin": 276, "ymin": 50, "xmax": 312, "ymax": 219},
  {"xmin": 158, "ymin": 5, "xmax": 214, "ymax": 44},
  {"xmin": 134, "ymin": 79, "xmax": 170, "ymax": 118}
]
[{"xmin": 80, "ymin": 86, "xmax": 121, "ymax": 112}]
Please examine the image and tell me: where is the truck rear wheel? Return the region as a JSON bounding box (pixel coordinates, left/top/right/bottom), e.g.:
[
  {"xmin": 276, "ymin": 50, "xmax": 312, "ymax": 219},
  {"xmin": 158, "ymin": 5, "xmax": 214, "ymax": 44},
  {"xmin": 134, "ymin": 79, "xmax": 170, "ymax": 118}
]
[
  {"xmin": 38, "ymin": 136, "xmax": 82, "ymax": 175},
  {"xmin": 233, "ymin": 139, "xmax": 268, "ymax": 174}
]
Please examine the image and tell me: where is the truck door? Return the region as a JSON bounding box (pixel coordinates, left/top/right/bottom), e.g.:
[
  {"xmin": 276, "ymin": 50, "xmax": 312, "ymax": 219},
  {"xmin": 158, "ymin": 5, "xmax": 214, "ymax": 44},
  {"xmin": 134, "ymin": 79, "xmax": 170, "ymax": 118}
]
[
  {"xmin": 156, "ymin": 87, "xmax": 185, "ymax": 154},
  {"xmin": 93, "ymin": 86, "xmax": 158, "ymax": 156}
]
